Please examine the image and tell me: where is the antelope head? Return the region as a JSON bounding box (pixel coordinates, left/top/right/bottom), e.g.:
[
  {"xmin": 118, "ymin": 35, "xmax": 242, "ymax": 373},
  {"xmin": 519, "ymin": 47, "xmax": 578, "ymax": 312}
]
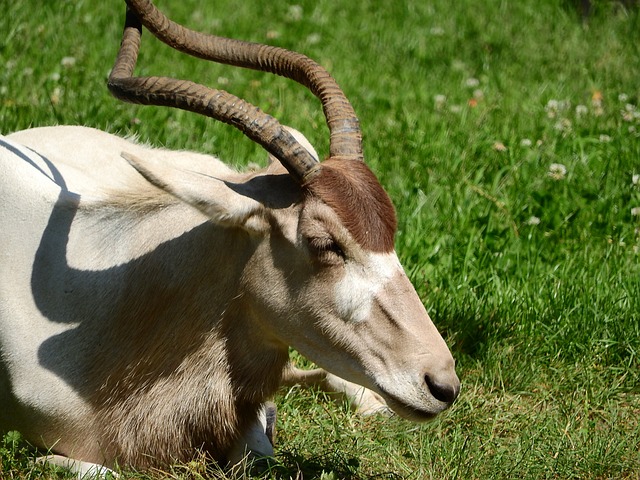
[{"xmin": 108, "ymin": 0, "xmax": 460, "ymax": 420}]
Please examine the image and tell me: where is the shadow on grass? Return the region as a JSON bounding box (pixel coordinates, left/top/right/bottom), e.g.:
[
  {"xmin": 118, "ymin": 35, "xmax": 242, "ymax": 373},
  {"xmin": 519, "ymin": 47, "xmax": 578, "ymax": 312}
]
[
  {"xmin": 439, "ymin": 310, "xmax": 494, "ymax": 360},
  {"xmin": 267, "ymin": 448, "xmax": 403, "ymax": 480}
]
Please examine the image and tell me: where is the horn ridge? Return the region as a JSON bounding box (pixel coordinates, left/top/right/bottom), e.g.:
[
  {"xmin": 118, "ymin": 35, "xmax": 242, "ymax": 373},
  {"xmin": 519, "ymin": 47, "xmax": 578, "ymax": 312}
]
[
  {"xmin": 123, "ymin": 0, "xmax": 363, "ymax": 161},
  {"xmin": 108, "ymin": 10, "xmax": 318, "ymax": 182}
]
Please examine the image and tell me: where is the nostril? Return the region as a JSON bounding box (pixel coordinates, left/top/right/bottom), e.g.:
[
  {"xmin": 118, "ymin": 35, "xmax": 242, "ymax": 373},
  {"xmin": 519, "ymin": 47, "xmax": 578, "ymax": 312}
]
[{"xmin": 425, "ymin": 374, "xmax": 459, "ymax": 403}]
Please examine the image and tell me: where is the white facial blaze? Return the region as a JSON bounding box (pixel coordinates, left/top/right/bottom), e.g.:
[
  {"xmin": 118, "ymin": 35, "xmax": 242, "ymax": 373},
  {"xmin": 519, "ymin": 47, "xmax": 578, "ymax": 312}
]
[{"xmin": 334, "ymin": 252, "xmax": 403, "ymax": 323}]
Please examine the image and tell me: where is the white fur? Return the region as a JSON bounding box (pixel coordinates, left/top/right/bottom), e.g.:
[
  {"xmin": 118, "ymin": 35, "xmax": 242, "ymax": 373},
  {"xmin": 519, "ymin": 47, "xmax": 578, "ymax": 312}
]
[
  {"xmin": 334, "ymin": 253, "xmax": 402, "ymax": 323},
  {"xmin": 37, "ymin": 455, "xmax": 117, "ymax": 479}
]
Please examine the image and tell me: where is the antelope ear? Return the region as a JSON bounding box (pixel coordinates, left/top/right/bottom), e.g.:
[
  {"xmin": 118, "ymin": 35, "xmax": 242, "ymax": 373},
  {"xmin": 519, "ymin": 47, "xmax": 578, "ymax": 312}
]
[
  {"xmin": 267, "ymin": 126, "xmax": 319, "ymax": 170},
  {"xmin": 121, "ymin": 151, "xmax": 265, "ymax": 232}
]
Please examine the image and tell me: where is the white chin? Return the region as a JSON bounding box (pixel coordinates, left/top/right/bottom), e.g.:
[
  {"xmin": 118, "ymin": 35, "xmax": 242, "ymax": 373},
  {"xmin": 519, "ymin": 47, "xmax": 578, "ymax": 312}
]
[{"xmin": 378, "ymin": 390, "xmax": 447, "ymax": 422}]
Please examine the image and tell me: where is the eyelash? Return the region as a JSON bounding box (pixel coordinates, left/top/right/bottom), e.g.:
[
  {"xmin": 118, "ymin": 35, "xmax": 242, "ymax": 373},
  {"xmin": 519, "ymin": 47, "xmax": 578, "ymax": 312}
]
[{"xmin": 308, "ymin": 237, "xmax": 345, "ymax": 260}]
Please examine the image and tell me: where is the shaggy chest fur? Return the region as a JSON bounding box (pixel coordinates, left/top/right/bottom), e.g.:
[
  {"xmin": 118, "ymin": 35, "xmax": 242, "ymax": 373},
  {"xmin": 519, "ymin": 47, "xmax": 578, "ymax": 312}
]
[{"xmin": 95, "ymin": 330, "xmax": 289, "ymax": 467}]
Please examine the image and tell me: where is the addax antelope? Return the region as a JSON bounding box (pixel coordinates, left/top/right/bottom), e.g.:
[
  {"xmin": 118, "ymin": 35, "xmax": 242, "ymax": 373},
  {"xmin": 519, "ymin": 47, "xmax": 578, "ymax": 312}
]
[{"xmin": 0, "ymin": 0, "xmax": 459, "ymax": 476}]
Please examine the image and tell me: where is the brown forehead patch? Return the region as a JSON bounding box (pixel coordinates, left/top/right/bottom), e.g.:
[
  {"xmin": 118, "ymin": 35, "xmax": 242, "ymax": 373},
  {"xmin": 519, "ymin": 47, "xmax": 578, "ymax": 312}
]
[{"xmin": 304, "ymin": 158, "xmax": 397, "ymax": 252}]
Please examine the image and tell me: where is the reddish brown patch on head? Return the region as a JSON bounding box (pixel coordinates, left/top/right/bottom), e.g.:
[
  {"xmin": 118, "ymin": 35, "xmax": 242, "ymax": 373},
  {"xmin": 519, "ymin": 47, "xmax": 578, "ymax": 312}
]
[{"xmin": 304, "ymin": 158, "xmax": 397, "ymax": 252}]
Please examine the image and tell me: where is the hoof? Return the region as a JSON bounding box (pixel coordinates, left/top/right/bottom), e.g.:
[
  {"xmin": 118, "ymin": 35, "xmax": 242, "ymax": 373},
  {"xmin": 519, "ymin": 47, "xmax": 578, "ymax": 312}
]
[{"xmin": 264, "ymin": 401, "xmax": 277, "ymax": 446}]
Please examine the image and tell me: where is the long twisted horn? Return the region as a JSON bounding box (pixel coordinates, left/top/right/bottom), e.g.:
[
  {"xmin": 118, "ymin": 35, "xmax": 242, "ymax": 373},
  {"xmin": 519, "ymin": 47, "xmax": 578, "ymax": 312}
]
[
  {"xmin": 108, "ymin": 1, "xmax": 364, "ymax": 183},
  {"xmin": 124, "ymin": 0, "xmax": 362, "ymax": 162},
  {"xmin": 108, "ymin": 9, "xmax": 319, "ymax": 183}
]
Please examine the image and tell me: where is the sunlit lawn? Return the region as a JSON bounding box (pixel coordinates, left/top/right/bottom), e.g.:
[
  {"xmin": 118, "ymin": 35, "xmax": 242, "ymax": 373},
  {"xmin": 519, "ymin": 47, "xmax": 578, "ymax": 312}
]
[{"xmin": 1, "ymin": 0, "xmax": 639, "ymax": 478}]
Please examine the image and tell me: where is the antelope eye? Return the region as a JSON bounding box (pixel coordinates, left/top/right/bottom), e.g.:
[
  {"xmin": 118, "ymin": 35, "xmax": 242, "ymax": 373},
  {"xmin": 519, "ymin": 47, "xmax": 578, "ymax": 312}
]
[{"xmin": 307, "ymin": 236, "xmax": 345, "ymax": 264}]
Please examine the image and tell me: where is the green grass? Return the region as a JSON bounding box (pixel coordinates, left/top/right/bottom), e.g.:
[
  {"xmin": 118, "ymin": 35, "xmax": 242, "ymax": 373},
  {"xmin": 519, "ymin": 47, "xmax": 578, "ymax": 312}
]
[{"xmin": 1, "ymin": 0, "xmax": 639, "ymax": 478}]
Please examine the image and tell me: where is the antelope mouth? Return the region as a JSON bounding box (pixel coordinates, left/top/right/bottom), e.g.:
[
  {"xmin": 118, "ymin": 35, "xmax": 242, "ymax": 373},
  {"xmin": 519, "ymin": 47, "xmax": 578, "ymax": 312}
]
[{"xmin": 376, "ymin": 387, "xmax": 445, "ymax": 422}]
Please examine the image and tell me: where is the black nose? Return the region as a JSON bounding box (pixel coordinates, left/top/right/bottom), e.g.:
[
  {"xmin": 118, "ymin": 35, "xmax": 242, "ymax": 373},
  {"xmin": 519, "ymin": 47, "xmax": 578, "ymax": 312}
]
[{"xmin": 425, "ymin": 375, "xmax": 459, "ymax": 403}]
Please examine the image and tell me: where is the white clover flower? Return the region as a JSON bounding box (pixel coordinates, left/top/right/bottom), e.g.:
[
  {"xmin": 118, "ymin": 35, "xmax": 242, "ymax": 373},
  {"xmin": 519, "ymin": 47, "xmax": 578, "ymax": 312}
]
[
  {"xmin": 575, "ymin": 104, "xmax": 588, "ymax": 117},
  {"xmin": 306, "ymin": 33, "xmax": 321, "ymax": 45},
  {"xmin": 430, "ymin": 26, "xmax": 445, "ymax": 36},
  {"xmin": 554, "ymin": 118, "xmax": 572, "ymax": 133},
  {"xmin": 61, "ymin": 56, "xmax": 76, "ymax": 68},
  {"xmin": 545, "ymin": 99, "xmax": 559, "ymax": 118},
  {"xmin": 527, "ymin": 216, "xmax": 541, "ymax": 226},
  {"xmin": 287, "ymin": 5, "xmax": 303, "ymax": 21},
  {"xmin": 520, "ymin": 138, "xmax": 532, "ymax": 147},
  {"xmin": 632, "ymin": 174, "xmax": 639, "ymax": 186},
  {"xmin": 619, "ymin": 93, "xmax": 629, "ymax": 102},
  {"xmin": 49, "ymin": 86, "xmax": 62, "ymax": 105},
  {"xmin": 548, "ymin": 163, "xmax": 567, "ymax": 180},
  {"xmin": 599, "ymin": 134, "xmax": 612, "ymax": 143},
  {"xmin": 632, "ymin": 207, "xmax": 640, "ymax": 217},
  {"xmin": 546, "ymin": 99, "xmax": 559, "ymax": 110},
  {"xmin": 434, "ymin": 94, "xmax": 447, "ymax": 109},
  {"xmin": 49, "ymin": 72, "xmax": 60, "ymax": 82},
  {"xmin": 622, "ymin": 103, "xmax": 638, "ymax": 122},
  {"xmin": 465, "ymin": 77, "xmax": 480, "ymax": 88},
  {"xmin": 473, "ymin": 89, "xmax": 484, "ymax": 100}
]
